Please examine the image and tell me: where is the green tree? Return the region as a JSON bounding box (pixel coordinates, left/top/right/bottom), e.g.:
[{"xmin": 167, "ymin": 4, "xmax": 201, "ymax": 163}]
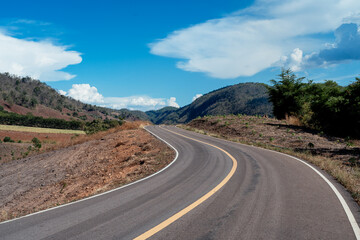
[
  {"xmin": 267, "ymin": 69, "xmax": 306, "ymax": 119},
  {"xmin": 342, "ymin": 78, "xmax": 360, "ymax": 137},
  {"xmin": 306, "ymin": 81, "xmax": 344, "ymax": 133}
]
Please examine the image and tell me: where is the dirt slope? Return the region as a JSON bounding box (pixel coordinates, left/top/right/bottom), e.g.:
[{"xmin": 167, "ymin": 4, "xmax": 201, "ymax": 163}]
[{"xmin": 0, "ymin": 127, "xmax": 174, "ymax": 222}]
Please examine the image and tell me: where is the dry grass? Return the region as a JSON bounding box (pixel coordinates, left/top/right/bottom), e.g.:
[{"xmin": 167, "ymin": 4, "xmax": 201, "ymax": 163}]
[
  {"xmin": 181, "ymin": 118, "xmax": 360, "ymax": 204},
  {"xmin": 0, "ymin": 124, "xmax": 85, "ymax": 134},
  {"xmin": 285, "ymin": 115, "xmax": 302, "ymax": 126}
]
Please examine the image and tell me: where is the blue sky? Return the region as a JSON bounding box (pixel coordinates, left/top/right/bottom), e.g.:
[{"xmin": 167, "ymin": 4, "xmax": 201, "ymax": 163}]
[{"xmin": 1, "ymin": 0, "xmax": 360, "ymax": 110}]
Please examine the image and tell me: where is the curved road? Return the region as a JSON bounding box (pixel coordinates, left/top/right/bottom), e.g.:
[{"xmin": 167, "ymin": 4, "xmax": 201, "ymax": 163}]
[{"xmin": 0, "ymin": 125, "xmax": 359, "ymax": 239}]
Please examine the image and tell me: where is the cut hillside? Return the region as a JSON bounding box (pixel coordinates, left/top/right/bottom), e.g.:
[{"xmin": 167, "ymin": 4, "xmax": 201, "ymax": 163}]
[
  {"xmin": 0, "ymin": 122, "xmax": 174, "ymax": 222},
  {"xmin": 146, "ymin": 82, "xmax": 273, "ymax": 124},
  {"xmin": 0, "ymin": 73, "xmax": 146, "ymax": 121}
]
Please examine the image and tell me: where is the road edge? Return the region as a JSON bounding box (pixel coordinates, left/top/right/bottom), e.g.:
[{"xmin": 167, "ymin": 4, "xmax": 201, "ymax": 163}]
[{"xmin": 176, "ymin": 125, "xmax": 360, "ymax": 239}]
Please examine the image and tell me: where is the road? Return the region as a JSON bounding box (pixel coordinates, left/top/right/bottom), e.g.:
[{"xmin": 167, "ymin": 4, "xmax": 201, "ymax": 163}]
[{"xmin": 0, "ymin": 125, "xmax": 359, "ymax": 239}]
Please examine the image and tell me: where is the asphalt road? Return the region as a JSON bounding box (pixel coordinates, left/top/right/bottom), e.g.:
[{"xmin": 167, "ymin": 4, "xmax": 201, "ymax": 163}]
[{"xmin": 1, "ymin": 125, "xmax": 359, "ymax": 239}]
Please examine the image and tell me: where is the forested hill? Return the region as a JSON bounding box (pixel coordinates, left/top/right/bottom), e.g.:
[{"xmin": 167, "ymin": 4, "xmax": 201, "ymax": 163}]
[
  {"xmin": 0, "ymin": 73, "xmax": 146, "ymax": 121},
  {"xmin": 146, "ymin": 82, "xmax": 273, "ymax": 124}
]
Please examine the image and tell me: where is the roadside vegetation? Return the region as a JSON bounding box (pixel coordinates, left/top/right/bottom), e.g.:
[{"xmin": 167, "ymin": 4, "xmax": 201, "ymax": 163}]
[{"xmin": 267, "ymin": 69, "xmax": 360, "ymax": 138}]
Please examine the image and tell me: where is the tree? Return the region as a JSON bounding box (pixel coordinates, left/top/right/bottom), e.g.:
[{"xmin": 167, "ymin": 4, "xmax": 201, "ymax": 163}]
[
  {"xmin": 341, "ymin": 78, "xmax": 360, "ymax": 137},
  {"xmin": 267, "ymin": 69, "xmax": 306, "ymax": 119}
]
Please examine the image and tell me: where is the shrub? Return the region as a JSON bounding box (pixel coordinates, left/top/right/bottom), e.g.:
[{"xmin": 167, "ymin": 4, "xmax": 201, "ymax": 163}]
[
  {"xmin": 3, "ymin": 136, "xmax": 14, "ymax": 142},
  {"xmin": 32, "ymin": 137, "xmax": 41, "ymax": 149}
]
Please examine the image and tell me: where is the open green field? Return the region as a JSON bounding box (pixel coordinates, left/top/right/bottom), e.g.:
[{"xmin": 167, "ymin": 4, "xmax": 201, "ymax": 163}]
[{"xmin": 0, "ymin": 125, "xmax": 86, "ymax": 134}]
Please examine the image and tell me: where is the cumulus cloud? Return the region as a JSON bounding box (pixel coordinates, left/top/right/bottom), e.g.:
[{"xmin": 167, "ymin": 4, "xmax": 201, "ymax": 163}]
[
  {"xmin": 192, "ymin": 94, "xmax": 203, "ymax": 102},
  {"xmin": 62, "ymin": 84, "xmax": 179, "ymax": 111},
  {"xmin": 104, "ymin": 96, "xmax": 165, "ymax": 110},
  {"xmin": 167, "ymin": 97, "xmax": 180, "ymax": 108},
  {"xmin": 105, "ymin": 96, "xmax": 179, "ymax": 111},
  {"xmin": 66, "ymin": 84, "xmax": 104, "ymax": 104},
  {"xmin": 58, "ymin": 90, "xmax": 67, "ymax": 96},
  {"xmin": 283, "ymin": 23, "xmax": 360, "ymax": 71},
  {"xmin": 0, "ymin": 32, "xmax": 81, "ymax": 81},
  {"xmin": 150, "ymin": 0, "xmax": 360, "ymax": 78}
]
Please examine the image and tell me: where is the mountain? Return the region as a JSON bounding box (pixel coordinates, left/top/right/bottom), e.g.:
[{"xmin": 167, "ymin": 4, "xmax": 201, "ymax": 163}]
[
  {"xmin": 0, "ymin": 73, "xmax": 145, "ymax": 121},
  {"xmin": 146, "ymin": 107, "xmax": 179, "ymax": 124},
  {"xmin": 146, "ymin": 82, "xmax": 273, "ymax": 124}
]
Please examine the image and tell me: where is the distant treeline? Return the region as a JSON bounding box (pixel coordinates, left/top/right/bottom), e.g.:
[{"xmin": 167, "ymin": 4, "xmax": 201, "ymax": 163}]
[
  {"xmin": 0, "ymin": 107, "xmax": 122, "ymax": 133},
  {"xmin": 267, "ymin": 69, "xmax": 360, "ymax": 138},
  {"xmin": 0, "ymin": 110, "xmax": 83, "ymax": 130}
]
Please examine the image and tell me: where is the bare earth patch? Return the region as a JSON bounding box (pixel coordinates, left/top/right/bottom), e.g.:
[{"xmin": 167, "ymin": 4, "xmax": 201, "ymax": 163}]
[
  {"xmin": 0, "ymin": 130, "xmax": 77, "ymax": 164},
  {"xmin": 0, "ymin": 126, "xmax": 174, "ymax": 222},
  {"xmin": 183, "ymin": 115, "xmax": 360, "ymax": 203}
]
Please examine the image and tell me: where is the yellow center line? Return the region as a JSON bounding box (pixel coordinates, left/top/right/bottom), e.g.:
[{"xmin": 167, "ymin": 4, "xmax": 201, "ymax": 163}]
[{"xmin": 134, "ymin": 126, "xmax": 238, "ymax": 240}]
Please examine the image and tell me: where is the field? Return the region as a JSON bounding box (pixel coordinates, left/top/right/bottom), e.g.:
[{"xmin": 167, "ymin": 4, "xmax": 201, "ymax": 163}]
[
  {"xmin": 0, "ymin": 125, "xmax": 86, "ymax": 164},
  {"xmin": 0, "ymin": 124, "xmax": 85, "ymax": 134}
]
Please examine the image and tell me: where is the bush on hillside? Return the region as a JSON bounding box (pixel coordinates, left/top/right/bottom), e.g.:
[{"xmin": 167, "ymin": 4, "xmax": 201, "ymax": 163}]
[{"xmin": 267, "ymin": 69, "xmax": 360, "ymax": 138}]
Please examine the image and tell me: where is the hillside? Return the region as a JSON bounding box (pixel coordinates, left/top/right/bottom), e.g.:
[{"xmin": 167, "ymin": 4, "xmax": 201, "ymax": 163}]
[
  {"xmin": 0, "ymin": 73, "xmax": 145, "ymax": 122},
  {"xmin": 146, "ymin": 106, "xmax": 179, "ymax": 124},
  {"xmin": 0, "ymin": 73, "xmax": 273, "ymax": 125},
  {"xmin": 146, "ymin": 82, "xmax": 273, "ymax": 124}
]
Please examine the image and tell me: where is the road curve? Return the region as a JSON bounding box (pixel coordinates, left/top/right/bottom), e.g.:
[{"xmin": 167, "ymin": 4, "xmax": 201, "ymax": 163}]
[{"xmin": 0, "ymin": 125, "xmax": 359, "ymax": 239}]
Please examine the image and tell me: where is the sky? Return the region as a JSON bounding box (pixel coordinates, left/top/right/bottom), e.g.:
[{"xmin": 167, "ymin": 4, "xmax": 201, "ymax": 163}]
[{"xmin": 1, "ymin": 0, "xmax": 360, "ymax": 111}]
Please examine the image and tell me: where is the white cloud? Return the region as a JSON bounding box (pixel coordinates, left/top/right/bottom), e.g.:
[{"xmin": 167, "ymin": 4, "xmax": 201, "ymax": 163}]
[
  {"xmin": 281, "ymin": 48, "xmax": 314, "ymax": 71},
  {"xmin": 167, "ymin": 97, "xmax": 180, "ymax": 108},
  {"xmin": 58, "ymin": 89, "xmax": 67, "ymax": 95},
  {"xmin": 150, "ymin": 0, "xmax": 360, "ymax": 78},
  {"xmin": 105, "ymin": 96, "xmax": 179, "ymax": 111},
  {"xmin": 62, "ymin": 84, "xmax": 179, "ymax": 111},
  {"xmin": 0, "ymin": 32, "xmax": 81, "ymax": 81},
  {"xmin": 192, "ymin": 94, "xmax": 203, "ymax": 102},
  {"xmin": 104, "ymin": 96, "xmax": 165, "ymax": 110},
  {"xmin": 66, "ymin": 84, "xmax": 104, "ymax": 104}
]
